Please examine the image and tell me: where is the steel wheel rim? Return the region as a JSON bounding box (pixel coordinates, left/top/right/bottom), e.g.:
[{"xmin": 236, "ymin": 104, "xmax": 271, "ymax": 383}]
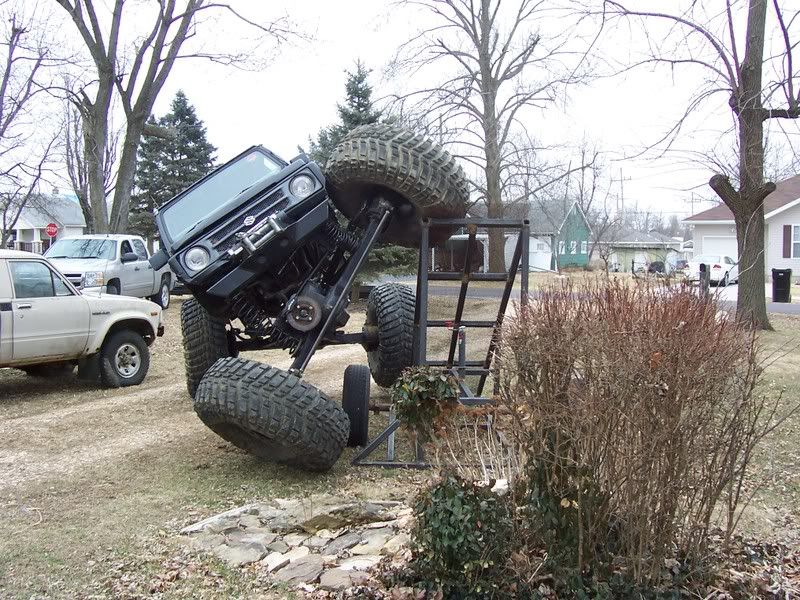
[
  {"xmin": 115, "ymin": 343, "xmax": 141, "ymax": 378},
  {"xmin": 161, "ymin": 284, "xmax": 170, "ymax": 307}
]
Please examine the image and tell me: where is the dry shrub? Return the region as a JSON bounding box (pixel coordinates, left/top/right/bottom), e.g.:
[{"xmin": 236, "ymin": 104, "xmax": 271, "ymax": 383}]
[{"xmin": 495, "ymin": 279, "xmax": 787, "ymax": 584}]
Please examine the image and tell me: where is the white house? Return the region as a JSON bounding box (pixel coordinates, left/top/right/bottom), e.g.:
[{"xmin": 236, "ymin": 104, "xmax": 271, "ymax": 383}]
[
  {"xmin": 10, "ymin": 195, "xmax": 86, "ymax": 254},
  {"xmin": 684, "ymin": 174, "xmax": 800, "ymax": 281}
]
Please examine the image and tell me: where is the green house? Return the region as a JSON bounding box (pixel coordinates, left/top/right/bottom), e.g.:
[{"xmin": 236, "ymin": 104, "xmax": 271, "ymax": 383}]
[{"xmin": 549, "ymin": 202, "xmax": 592, "ymax": 269}]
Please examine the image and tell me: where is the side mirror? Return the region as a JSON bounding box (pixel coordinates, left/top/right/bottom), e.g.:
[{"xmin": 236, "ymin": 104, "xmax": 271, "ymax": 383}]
[{"xmin": 121, "ymin": 252, "xmax": 139, "ymax": 263}]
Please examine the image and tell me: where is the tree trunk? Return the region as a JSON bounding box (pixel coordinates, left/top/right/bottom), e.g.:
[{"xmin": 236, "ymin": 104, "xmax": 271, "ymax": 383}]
[
  {"xmin": 109, "ymin": 120, "xmax": 146, "ymax": 233},
  {"xmin": 734, "ymin": 202, "xmax": 769, "ymax": 327}
]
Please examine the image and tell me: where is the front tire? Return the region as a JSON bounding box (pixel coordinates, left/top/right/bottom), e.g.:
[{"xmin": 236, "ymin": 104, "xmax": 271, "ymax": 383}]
[
  {"xmin": 325, "ymin": 123, "xmax": 470, "ymax": 247},
  {"xmin": 194, "ymin": 358, "xmax": 349, "ymax": 472},
  {"xmin": 99, "ymin": 330, "xmax": 150, "ymax": 388},
  {"xmin": 365, "ymin": 283, "xmax": 415, "ymax": 387},
  {"xmin": 181, "ymin": 298, "xmax": 234, "ymax": 397}
]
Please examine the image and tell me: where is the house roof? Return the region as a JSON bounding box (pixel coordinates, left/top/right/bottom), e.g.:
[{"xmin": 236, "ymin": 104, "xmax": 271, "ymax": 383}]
[
  {"xmin": 467, "ymin": 200, "xmax": 586, "ymax": 235},
  {"xmin": 15, "ymin": 195, "xmax": 86, "ymax": 229},
  {"xmin": 602, "ymin": 227, "xmax": 682, "ymax": 249},
  {"xmin": 684, "ymin": 174, "xmax": 800, "ymax": 223}
]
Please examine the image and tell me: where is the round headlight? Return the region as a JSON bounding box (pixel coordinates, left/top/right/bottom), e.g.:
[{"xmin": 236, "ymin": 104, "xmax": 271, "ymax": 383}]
[
  {"xmin": 289, "ymin": 174, "xmax": 315, "ymax": 199},
  {"xmin": 184, "ymin": 246, "xmax": 210, "ymax": 272}
]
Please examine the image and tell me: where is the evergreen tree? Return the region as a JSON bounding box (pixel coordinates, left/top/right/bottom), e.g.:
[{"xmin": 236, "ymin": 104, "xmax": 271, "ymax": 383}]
[
  {"xmin": 130, "ymin": 91, "xmax": 216, "ymax": 245},
  {"xmin": 309, "ymin": 61, "xmax": 382, "ymax": 166}
]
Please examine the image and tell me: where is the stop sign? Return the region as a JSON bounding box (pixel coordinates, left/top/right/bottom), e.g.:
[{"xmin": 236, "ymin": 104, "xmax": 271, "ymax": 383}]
[{"xmin": 45, "ymin": 223, "xmax": 58, "ymax": 238}]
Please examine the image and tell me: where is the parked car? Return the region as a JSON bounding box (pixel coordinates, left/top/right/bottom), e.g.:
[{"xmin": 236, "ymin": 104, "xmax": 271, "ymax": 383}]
[
  {"xmin": 45, "ymin": 234, "xmax": 175, "ymax": 308},
  {"xmin": 688, "ymin": 254, "xmax": 739, "ymax": 286},
  {"xmin": 0, "ymin": 249, "xmax": 164, "ymax": 387}
]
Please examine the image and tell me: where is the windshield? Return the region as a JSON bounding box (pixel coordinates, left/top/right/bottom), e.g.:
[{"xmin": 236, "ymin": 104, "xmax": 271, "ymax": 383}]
[
  {"xmin": 46, "ymin": 238, "xmax": 116, "ymax": 260},
  {"xmin": 693, "ymin": 255, "xmax": 721, "ymax": 264},
  {"xmin": 160, "ymin": 148, "xmax": 283, "ymax": 241}
]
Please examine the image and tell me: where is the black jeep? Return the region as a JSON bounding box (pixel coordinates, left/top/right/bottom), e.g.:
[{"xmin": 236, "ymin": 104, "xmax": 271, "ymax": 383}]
[{"xmin": 150, "ymin": 124, "xmax": 469, "ymax": 471}]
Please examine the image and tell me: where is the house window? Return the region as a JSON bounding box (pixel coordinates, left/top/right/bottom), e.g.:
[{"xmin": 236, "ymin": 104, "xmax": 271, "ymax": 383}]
[
  {"xmin": 558, "ymin": 241, "xmax": 565, "ymax": 254},
  {"xmin": 793, "ymin": 225, "xmax": 800, "ymax": 258},
  {"xmin": 580, "ymin": 240, "xmax": 588, "ymax": 254},
  {"xmin": 570, "ymin": 240, "xmax": 577, "ymax": 255}
]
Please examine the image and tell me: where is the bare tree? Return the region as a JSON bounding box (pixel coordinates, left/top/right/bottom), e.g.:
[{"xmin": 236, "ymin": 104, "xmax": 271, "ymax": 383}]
[
  {"xmin": 602, "ymin": 0, "xmax": 800, "ymax": 329},
  {"xmin": 61, "ymin": 102, "xmax": 117, "ymax": 233},
  {"xmin": 0, "ymin": 8, "xmax": 60, "ymax": 245},
  {"xmin": 389, "ymin": 0, "xmax": 593, "ymax": 271},
  {"xmin": 56, "ymin": 0, "xmax": 295, "ymax": 233}
]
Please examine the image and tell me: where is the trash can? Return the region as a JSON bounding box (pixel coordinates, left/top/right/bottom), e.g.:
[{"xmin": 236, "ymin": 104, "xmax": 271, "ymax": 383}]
[{"xmin": 772, "ymin": 268, "xmax": 792, "ymax": 303}]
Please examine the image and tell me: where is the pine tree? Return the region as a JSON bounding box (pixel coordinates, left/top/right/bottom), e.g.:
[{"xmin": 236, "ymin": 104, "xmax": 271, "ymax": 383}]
[
  {"xmin": 309, "ymin": 61, "xmax": 382, "ymax": 166},
  {"xmin": 130, "ymin": 91, "xmax": 216, "ymax": 246}
]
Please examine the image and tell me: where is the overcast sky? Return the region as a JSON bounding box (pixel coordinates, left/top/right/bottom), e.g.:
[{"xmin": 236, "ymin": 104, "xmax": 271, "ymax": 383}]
[{"xmin": 50, "ymin": 0, "xmax": 800, "ymax": 220}]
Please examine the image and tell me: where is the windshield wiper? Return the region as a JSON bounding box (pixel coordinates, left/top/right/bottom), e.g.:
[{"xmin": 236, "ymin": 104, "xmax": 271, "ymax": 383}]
[{"xmin": 47, "ymin": 255, "xmax": 69, "ymax": 258}]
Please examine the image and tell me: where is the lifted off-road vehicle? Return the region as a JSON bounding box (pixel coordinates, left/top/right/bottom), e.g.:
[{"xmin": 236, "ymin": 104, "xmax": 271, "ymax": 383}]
[{"xmin": 150, "ymin": 124, "xmax": 469, "ymax": 471}]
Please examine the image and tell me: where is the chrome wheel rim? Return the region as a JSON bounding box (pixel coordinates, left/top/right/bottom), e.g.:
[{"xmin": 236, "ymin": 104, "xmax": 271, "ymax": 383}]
[
  {"xmin": 115, "ymin": 343, "xmax": 141, "ymax": 378},
  {"xmin": 161, "ymin": 284, "xmax": 170, "ymax": 307}
]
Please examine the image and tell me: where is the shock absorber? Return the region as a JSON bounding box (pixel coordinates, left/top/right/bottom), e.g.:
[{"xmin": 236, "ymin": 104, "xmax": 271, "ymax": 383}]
[
  {"xmin": 323, "ymin": 219, "xmax": 361, "ymax": 254},
  {"xmin": 229, "ymin": 293, "xmax": 299, "ymax": 351}
]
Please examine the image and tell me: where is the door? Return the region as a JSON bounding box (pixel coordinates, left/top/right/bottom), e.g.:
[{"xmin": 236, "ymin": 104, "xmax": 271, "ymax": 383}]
[
  {"xmin": 119, "ymin": 239, "xmax": 152, "ymax": 297},
  {"xmin": 702, "ymin": 236, "xmax": 738, "ymax": 260},
  {"xmin": 9, "ymin": 260, "xmax": 91, "ymax": 361}
]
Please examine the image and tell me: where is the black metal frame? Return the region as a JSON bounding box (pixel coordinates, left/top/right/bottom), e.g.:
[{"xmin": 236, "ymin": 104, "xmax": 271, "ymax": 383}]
[{"xmin": 352, "ymin": 217, "xmax": 530, "ymax": 468}]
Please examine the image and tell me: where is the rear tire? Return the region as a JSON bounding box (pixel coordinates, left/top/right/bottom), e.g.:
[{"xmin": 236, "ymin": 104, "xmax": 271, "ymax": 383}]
[
  {"xmin": 342, "ymin": 365, "xmax": 370, "ymax": 447},
  {"xmin": 365, "ymin": 283, "xmax": 415, "ymax": 387},
  {"xmin": 151, "ymin": 278, "xmax": 171, "ymax": 309},
  {"xmin": 181, "ymin": 298, "xmax": 234, "ymax": 397},
  {"xmin": 99, "ymin": 330, "xmax": 150, "ymax": 388},
  {"xmin": 325, "ymin": 123, "xmax": 469, "ymax": 247},
  {"xmin": 194, "ymin": 357, "xmax": 349, "ymax": 472}
]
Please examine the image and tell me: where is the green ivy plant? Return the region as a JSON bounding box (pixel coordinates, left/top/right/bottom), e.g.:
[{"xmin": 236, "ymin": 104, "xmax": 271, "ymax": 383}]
[{"xmin": 390, "ymin": 366, "xmax": 459, "ymax": 438}]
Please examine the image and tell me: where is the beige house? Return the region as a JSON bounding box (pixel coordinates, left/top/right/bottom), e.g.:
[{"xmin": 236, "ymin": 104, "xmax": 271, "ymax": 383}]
[{"xmin": 684, "ymin": 175, "xmax": 800, "ymax": 281}]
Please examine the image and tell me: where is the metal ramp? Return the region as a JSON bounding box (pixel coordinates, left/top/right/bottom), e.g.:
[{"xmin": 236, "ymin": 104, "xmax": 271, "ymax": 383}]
[{"xmin": 351, "ymin": 217, "xmax": 530, "ymax": 468}]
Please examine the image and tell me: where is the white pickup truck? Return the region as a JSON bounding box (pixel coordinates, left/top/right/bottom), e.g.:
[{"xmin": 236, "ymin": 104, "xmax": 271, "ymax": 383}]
[
  {"xmin": 0, "ymin": 249, "xmax": 164, "ymax": 387},
  {"xmin": 45, "ymin": 234, "xmax": 175, "ymax": 308}
]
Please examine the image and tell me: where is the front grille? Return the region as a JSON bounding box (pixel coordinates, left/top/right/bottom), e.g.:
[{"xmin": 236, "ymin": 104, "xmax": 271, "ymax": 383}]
[
  {"xmin": 64, "ymin": 273, "xmax": 83, "ymax": 288},
  {"xmin": 209, "ymin": 191, "xmax": 288, "ymax": 253}
]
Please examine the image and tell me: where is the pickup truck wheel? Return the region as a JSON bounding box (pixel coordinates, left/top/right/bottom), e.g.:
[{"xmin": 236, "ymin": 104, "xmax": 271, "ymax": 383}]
[
  {"xmin": 99, "ymin": 330, "xmax": 150, "ymax": 388},
  {"xmin": 150, "ymin": 279, "xmax": 171, "ymax": 309},
  {"xmin": 325, "ymin": 123, "xmax": 470, "ymax": 247},
  {"xmin": 365, "ymin": 283, "xmax": 415, "ymax": 387},
  {"xmin": 194, "ymin": 357, "xmax": 349, "ymax": 472},
  {"xmin": 181, "ymin": 298, "xmax": 234, "ymax": 397},
  {"xmin": 106, "ymin": 282, "xmax": 120, "ymax": 295}
]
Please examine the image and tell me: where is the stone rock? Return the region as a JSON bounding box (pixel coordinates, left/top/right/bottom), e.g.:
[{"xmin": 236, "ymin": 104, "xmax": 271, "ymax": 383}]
[
  {"xmin": 225, "ymin": 529, "xmax": 276, "ymax": 547},
  {"xmin": 180, "ymin": 504, "xmax": 260, "ymax": 535},
  {"xmin": 213, "ymin": 542, "xmax": 267, "ymax": 567},
  {"xmin": 304, "ymin": 535, "xmax": 329, "ymax": 549},
  {"xmin": 238, "ymin": 514, "xmax": 264, "ymax": 529},
  {"xmin": 261, "ymin": 551, "xmax": 290, "ymax": 573},
  {"xmin": 273, "ymin": 554, "xmax": 325, "ymax": 586},
  {"xmin": 319, "ymin": 567, "xmax": 354, "ymax": 590},
  {"xmin": 381, "ymin": 532, "xmax": 410, "ymax": 555},
  {"xmin": 338, "ymin": 555, "xmax": 382, "ymax": 571},
  {"xmin": 350, "ymin": 528, "xmax": 393, "ymax": 556},
  {"xmin": 364, "ymin": 519, "xmax": 398, "ymax": 529},
  {"xmin": 324, "ymin": 531, "xmax": 362, "ymax": 555},
  {"xmin": 267, "ymin": 540, "xmax": 289, "ymax": 554},
  {"xmin": 284, "ymin": 546, "xmax": 310, "ymax": 562},
  {"xmin": 316, "ymin": 528, "xmax": 340, "ymax": 539},
  {"xmin": 301, "ymin": 513, "xmax": 349, "ymax": 533},
  {"xmin": 284, "ymin": 532, "xmax": 311, "ymax": 547}
]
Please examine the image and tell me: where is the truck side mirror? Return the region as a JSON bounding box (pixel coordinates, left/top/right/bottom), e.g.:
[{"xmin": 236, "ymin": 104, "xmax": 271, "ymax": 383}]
[{"xmin": 121, "ymin": 252, "xmax": 139, "ymax": 263}]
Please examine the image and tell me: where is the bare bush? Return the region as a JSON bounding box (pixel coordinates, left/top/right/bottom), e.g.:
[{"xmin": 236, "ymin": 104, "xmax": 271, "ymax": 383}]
[{"xmin": 494, "ymin": 280, "xmax": 792, "ymax": 584}]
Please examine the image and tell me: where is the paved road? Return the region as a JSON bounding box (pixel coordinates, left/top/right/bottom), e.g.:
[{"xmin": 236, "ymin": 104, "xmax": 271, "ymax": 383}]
[{"xmin": 424, "ymin": 284, "xmax": 800, "ymax": 315}]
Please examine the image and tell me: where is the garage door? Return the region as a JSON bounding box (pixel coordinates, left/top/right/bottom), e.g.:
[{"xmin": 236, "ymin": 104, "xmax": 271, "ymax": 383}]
[{"xmin": 702, "ymin": 236, "xmax": 738, "ymax": 260}]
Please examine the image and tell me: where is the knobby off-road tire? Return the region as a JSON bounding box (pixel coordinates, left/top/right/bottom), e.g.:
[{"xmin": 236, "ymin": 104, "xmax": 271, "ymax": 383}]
[
  {"xmin": 365, "ymin": 283, "xmax": 415, "ymax": 387},
  {"xmin": 342, "ymin": 365, "xmax": 371, "ymax": 447},
  {"xmin": 325, "ymin": 123, "xmax": 470, "ymax": 247},
  {"xmin": 181, "ymin": 298, "xmax": 234, "ymax": 397},
  {"xmin": 194, "ymin": 357, "xmax": 350, "ymax": 472}
]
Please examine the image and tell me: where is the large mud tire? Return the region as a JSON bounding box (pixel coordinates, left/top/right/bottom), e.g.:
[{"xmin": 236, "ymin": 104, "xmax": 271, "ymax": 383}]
[
  {"xmin": 194, "ymin": 357, "xmax": 349, "ymax": 472},
  {"xmin": 365, "ymin": 283, "xmax": 415, "ymax": 387},
  {"xmin": 325, "ymin": 123, "xmax": 469, "ymax": 246},
  {"xmin": 181, "ymin": 298, "xmax": 234, "ymax": 397}
]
